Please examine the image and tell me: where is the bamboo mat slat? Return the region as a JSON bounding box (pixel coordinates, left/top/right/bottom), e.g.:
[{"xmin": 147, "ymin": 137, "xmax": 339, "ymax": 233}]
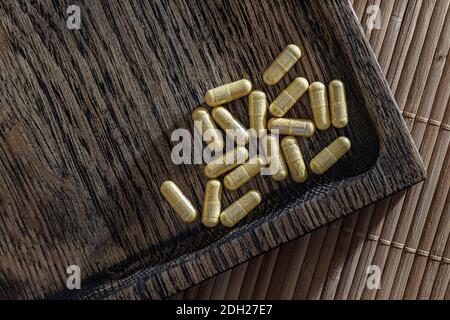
[
  {"xmin": 237, "ymin": 255, "xmax": 265, "ymax": 299},
  {"xmin": 428, "ymin": 221, "xmax": 450, "ymax": 299},
  {"xmin": 320, "ymin": 213, "xmax": 360, "ymax": 299},
  {"xmin": 334, "ymin": 205, "xmax": 376, "ymax": 299},
  {"xmin": 306, "ymin": 220, "xmax": 343, "ymax": 299},
  {"xmin": 209, "ymin": 270, "xmax": 233, "ymax": 300},
  {"xmin": 394, "ymin": 0, "xmax": 439, "ymax": 108},
  {"xmin": 265, "ymin": 239, "xmax": 300, "ymax": 299},
  {"xmin": 273, "ymin": 235, "xmax": 311, "ymax": 299},
  {"xmin": 386, "ymin": 0, "xmax": 424, "ymax": 92},
  {"xmin": 369, "ymin": 0, "xmax": 396, "ymax": 57},
  {"xmin": 196, "ymin": 277, "xmax": 216, "ymax": 300},
  {"xmin": 404, "ymin": 8, "xmax": 449, "ymax": 118},
  {"xmin": 250, "ymin": 248, "xmax": 280, "ymax": 299},
  {"xmin": 365, "ymin": 2, "xmax": 450, "ymax": 299},
  {"xmin": 377, "ymin": 0, "xmax": 409, "ymax": 73},
  {"xmin": 292, "ymin": 225, "xmax": 329, "ymax": 299},
  {"xmin": 176, "ymin": 0, "xmax": 450, "ymax": 300},
  {"xmin": 223, "ymin": 262, "xmax": 248, "ymax": 299},
  {"xmin": 400, "ymin": 125, "xmax": 450, "ymax": 298},
  {"xmin": 405, "ymin": 144, "xmax": 450, "ymax": 299}
]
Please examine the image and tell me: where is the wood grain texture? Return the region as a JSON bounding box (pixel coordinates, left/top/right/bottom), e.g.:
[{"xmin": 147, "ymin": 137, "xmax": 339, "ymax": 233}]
[
  {"xmin": 183, "ymin": 0, "xmax": 448, "ymax": 301},
  {"xmin": 0, "ymin": 0, "xmax": 424, "ymax": 299}
]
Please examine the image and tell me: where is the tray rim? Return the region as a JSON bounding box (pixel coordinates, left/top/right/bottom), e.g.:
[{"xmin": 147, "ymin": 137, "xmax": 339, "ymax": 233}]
[{"xmin": 51, "ymin": 0, "xmax": 426, "ymax": 300}]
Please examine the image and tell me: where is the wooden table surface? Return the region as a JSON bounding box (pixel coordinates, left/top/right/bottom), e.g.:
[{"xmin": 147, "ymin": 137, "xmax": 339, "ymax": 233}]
[{"xmin": 175, "ymin": 0, "xmax": 450, "ymax": 300}]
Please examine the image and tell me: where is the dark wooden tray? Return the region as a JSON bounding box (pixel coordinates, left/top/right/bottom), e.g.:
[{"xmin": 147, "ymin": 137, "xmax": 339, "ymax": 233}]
[{"xmin": 0, "ymin": 0, "xmax": 425, "ymax": 299}]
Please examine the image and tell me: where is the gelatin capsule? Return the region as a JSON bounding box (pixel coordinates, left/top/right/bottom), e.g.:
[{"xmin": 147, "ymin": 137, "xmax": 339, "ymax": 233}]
[
  {"xmin": 205, "ymin": 79, "xmax": 252, "ymax": 107},
  {"xmin": 263, "ymin": 44, "xmax": 301, "ymax": 86},
  {"xmin": 211, "ymin": 107, "xmax": 249, "ymax": 144},
  {"xmin": 248, "ymin": 90, "xmax": 267, "ymax": 135},
  {"xmin": 309, "ymin": 82, "xmax": 331, "ymax": 130},
  {"xmin": 160, "ymin": 181, "xmax": 198, "ymax": 223},
  {"xmin": 223, "ymin": 156, "xmax": 264, "ymax": 191},
  {"xmin": 261, "ymin": 134, "xmax": 288, "ymax": 181},
  {"xmin": 269, "ymin": 77, "xmax": 309, "ymax": 117},
  {"xmin": 329, "ymin": 80, "xmax": 348, "ymax": 128},
  {"xmin": 202, "ymin": 179, "xmax": 222, "ymax": 228},
  {"xmin": 310, "ymin": 136, "xmax": 351, "ymax": 175},
  {"xmin": 220, "ymin": 190, "xmax": 262, "ymax": 227},
  {"xmin": 204, "ymin": 146, "xmax": 249, "ymax": 178},
  {"xmin": 267, "ymin": 118, "xmax": 315, "ymax": 137},
  {"xmin": 192, "ymin": 107, "xmax": 224, "ymax": 151},
  {"xmin": 281, "ymin": 137, "xmax": 308, "ymax": 183}
]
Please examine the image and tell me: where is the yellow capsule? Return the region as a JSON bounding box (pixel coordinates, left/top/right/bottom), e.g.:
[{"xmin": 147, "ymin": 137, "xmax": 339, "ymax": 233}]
[
  {"xmin": 192, "ymin": 107, "xmax": 224, "ymax": 151},
  {"xmin": 309, "ymin": 82, "xmax": 331, "ymax": 130},
  {"xmin": 248, "ymin": 90, "xmax": 267, "ymax": 135},
  {"xmin": 281, "ymin": 137, "xmax": 308, "ymax": 183},
  {"xmin": 160, "ymin": 181, "xmax": 198, "ymax": 223},
  {"xmin": 329, "ymin": 80, "xmax": 348, "ymax": 128},
  {"xmin": 223, "ymin": 156, "xmax": 264, "ymax": 191},
  {"xmin": 263, "ymin": 44, "xmax": 301, "ymax": 86},
  {"xmin": 269, "ymin": 77, "xmax": 309, "ymax": 117},
  {"xmin": 220, "ymin": 190, "xmax": 262, "ymax": 227},
  {"xmin": 310, "ymin": 136, "xmax": 351, "ymax": 175},
  {"xmin": 202, "ymin": 179, "xmax": 222, "ymax": 228},
  {"xmin": 205, "ymin": 79, "xmax": 252, "ymax": 107},
  {"xmin": 267, "ymin": 118, "xmax": 315, "ymax": 137},
  {"xmin": 204, "ymin": 146, "xmax": 249, "ymax": 178},
  {"xmin": 211, "ymin": 107, "xmax": 249, "ymax": 144},
  {"xmin": 261, "ymin": 134, "xmax": 288, "ymax": 181}
]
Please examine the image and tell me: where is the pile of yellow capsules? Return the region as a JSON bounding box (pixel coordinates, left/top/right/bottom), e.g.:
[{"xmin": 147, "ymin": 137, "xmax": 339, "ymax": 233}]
[{"xmin": 161, "ymin": 44, "xmax": 350, "ymax": 228}]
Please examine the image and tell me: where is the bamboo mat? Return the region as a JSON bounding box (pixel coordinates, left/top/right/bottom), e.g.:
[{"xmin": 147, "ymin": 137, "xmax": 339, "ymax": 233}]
[{"xmin": 173, "ymin": 0, "xmax": 450, "ymax": 300}]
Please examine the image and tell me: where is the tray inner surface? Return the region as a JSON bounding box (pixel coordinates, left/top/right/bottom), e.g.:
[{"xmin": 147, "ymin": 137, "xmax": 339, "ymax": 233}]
[
  {"xmin": 0, "ymin": 0, "xmax": 384, "ymax": 298},
  {"xmin": 131, "ymin": 0, "xmax": 379, "ymax": 267}
]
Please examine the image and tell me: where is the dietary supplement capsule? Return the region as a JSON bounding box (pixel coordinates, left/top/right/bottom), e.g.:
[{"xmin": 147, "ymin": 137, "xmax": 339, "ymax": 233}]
[
  {"xmin": 267, "ymin": 118, "xmax": 315, "ymax": 137},
  {"xmin": 269, "ymin": 77, "xmax": 309, "ymax": 117},
  {"xmin": 202, "ymin": 179, "xmax": 222, "ymax": 228},
  {"xmin": 160, "ymin": 181, "xmax": 198, "ymax": 223},
  {"xmin": 263, "ymin": 44, "xmax": 301, "ymax": 86},
  {"xmin": 329, "ymin": 80, "xmax": 348, "ymax": 128},
  {"xmin": 261, "ymin": 134, "xmax": 288, "ymax": 181},
  {"xmin": 204, "ymin": 146, "xmax": 249, "ymax": 178},
  {"xmin": 281, "ymin": 137, "xmax": 308, "ymax": 183},
  {"xmin": 248, "ymin": 90, "xmax": 267, "ymax": 136},
  {"xmin": 211, "ymin": 107, "xmax": 249, "ymax": 144},
  {"xmin": 205, "ymin": 79, "xmax": 252, "ymax": 107},
  {"xmin": 310, "ymin": 136, "xmax": 351, "ymax": 175},
  {"xmin": 223, "ymin": 156, "xmax": 265, "ymax": 191},
  {"xmin": 220, "ymin": 190, "xmax": 262, "ymax": 227},
  {"xmin": 309, "ymin": 82, "xmax": 331, "ymax": 130},
  {"xmin": 192, "ymin": 107, "xmax": 224, "ymax": 151}
]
